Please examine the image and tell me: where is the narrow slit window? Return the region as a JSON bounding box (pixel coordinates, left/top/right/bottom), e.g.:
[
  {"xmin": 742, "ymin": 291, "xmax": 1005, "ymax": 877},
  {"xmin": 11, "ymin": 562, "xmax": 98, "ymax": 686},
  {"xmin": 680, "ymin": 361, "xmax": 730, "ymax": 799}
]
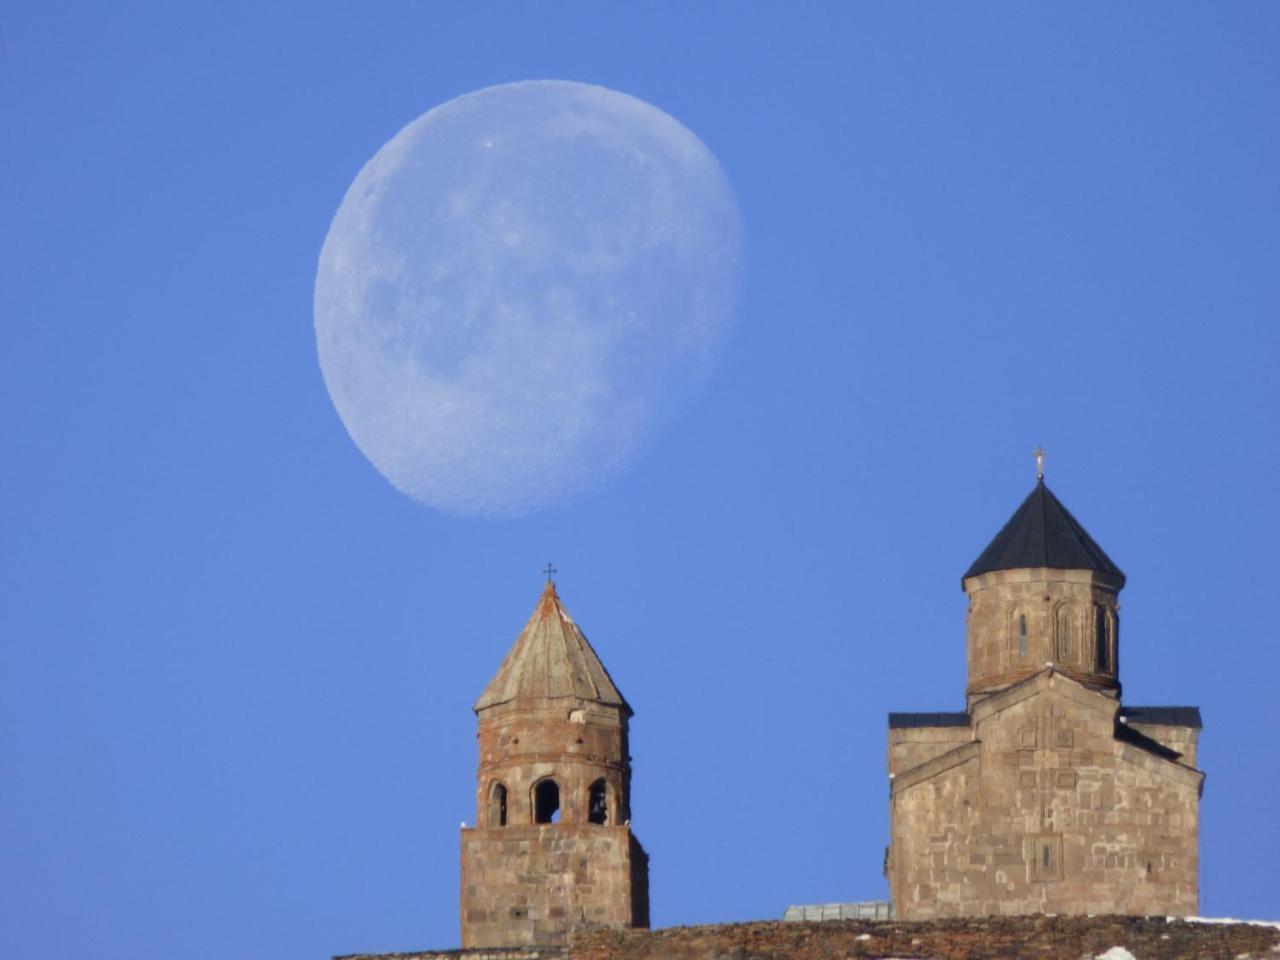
[
  {"xmin": 1030, "ymin": 834, "xmax": 1062, "ymax": 881},
  {"xmin": 1019, "ymin": 615, "xmax": 1028, "ymax": 657},
  {"xmin": 533, "ymin": 779, "xmax": 560, "ymax": 824}
]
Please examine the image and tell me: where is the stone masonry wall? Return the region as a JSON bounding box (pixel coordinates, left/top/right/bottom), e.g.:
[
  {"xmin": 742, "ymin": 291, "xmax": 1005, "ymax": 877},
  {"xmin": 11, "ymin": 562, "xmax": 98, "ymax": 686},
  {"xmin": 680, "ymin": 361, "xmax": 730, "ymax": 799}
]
[
  {"xmin": 1128, "ymin": 722, "xmax": 1198, "ymax": 766},
  {"xmin": 339, "ymin": 916, "xmax": 1280, "ymax": 960},
  {"xmin": 889, "ymin": 674, "xmax": 1202, "ymax": 920},
  {"xmin": 475, "ymin": 700, "xmax": 631, "ymax": 829},
  {"xmin": 460, "ymin": 824, "xmax": 648, "ymax": 947},
  {"xmin": 889, "ymin": 724, "xmax": 971, "ymax": 774},
  {"xmin": 964, "ymin": 568, "xmax": 1121, "ymax": 705}
]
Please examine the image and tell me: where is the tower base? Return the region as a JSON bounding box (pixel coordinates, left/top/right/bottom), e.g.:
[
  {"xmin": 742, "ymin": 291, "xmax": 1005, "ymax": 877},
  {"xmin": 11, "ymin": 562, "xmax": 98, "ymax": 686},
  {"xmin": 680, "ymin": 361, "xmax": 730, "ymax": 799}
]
[{"xmin": 460, "ymin": 823, "xmax": 648, "ymax": 947}]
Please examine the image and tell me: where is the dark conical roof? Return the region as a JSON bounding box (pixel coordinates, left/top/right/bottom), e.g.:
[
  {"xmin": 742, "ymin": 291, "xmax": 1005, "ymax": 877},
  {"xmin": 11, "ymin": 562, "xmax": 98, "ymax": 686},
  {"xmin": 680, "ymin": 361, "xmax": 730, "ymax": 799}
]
[{"xmin": 963, "ymin": 480, "xmax": 1124, "ymax": 584}]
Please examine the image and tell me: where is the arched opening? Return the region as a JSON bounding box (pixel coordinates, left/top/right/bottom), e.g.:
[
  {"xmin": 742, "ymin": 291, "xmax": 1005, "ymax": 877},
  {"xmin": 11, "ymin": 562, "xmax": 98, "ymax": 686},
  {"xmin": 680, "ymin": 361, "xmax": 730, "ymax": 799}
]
[
  {"xmin": 488, "ymin": 782, "xmax": 508, "ymax": 828},
  {"xmin": 1009, "ymin": 610, "xmax": 1031, "ymax": 660},
  {"xmin": 533, "ymin": 778, "xmax": 560, "ymax": 824},
  {"xmin": 588, "ymin": 778, "xmax": 608, "ymax": 825},
  {"xmin": 1055, "ymin": 605, "xmax": 1076, "ymax": 663},
  {"xmin": 1095, "ymin": 605, "xmax": 1112, "ymax": 672}
]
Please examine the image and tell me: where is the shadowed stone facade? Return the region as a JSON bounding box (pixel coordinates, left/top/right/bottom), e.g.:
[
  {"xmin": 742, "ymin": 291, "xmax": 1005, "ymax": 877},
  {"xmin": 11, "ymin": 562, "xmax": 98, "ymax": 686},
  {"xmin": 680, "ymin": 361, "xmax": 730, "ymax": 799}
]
[
  {"xmin": 460, "ymin": 583, "xmax": 649, "ymax": 947},
  {"xmin": 887, "ymin": 478, "xmax": 1204, "ymax": 920}
]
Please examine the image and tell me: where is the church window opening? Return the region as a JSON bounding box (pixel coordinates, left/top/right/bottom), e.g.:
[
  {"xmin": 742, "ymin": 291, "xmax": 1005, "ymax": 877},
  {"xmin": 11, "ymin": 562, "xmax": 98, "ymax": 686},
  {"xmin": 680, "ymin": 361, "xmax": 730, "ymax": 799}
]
[
  {"xmin": 588, "ymin": 778, "xmax": 608, "ymax": 825},
  {"xmin": 489, "ymin": 782, "xmax": 508, "ymax": 827},
  {"xmin": 1019, "ymin": 615, "xmax": 1028, "ymax": 657},
  {"xmin": 1055, "ymin": 606, "xmax": 1076, "ymax": 663},
  {"xmin": 1030, "ymin": 834, "xmax": 1063, "ymax": 881},
  {"xmin": 1095, "ymin": 606, "xmax": 1111, "ymax": 671},
  {"xmin": 533, "ymin": 778, "xmax": 560, "ymax": 824}
]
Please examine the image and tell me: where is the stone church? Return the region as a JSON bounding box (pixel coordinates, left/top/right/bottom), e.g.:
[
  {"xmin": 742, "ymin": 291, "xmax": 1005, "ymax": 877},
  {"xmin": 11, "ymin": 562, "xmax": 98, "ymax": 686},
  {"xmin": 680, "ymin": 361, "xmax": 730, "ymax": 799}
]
[
  {"xmin": 886, "ymin": 472, "xmax": 1204, "ymax": 919},
  {"xmin": 448, "ymin": 470, "xmax": 1203, "ymax": 949}
]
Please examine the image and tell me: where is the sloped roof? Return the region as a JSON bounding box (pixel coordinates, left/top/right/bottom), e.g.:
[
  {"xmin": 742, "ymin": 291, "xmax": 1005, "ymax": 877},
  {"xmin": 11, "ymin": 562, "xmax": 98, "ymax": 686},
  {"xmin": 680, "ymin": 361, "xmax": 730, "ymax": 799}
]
[
  {"xmin": 888, "ymin": 712, "xmax": 970, "ymax": 729},
  {"xmin": 964, "ymin": 479, "xmax": 1125, "ymax": 584},
  {"xmin": 1120, "ymin": 706, "xmax": 1202, "ymax": 729},
  {"xmin": 474, "ymin": 582, "xmax": 631, "ymax": 714}
]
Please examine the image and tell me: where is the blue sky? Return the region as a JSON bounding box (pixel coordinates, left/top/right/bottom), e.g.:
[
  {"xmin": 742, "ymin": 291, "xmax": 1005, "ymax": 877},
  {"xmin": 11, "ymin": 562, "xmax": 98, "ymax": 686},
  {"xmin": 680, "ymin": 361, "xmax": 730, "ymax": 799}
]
[{"xmin": 4, "ymin": 4, "xmax": 1279, "ymax": 958}]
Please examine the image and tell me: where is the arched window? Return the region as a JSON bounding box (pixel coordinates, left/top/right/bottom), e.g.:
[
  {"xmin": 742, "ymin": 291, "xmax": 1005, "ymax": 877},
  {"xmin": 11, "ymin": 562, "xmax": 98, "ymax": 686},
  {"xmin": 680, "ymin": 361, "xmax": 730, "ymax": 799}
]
[
  {"xmin": 488, "ymin": 782, "xmax": 508, "ymax": 828},
  {"xmin": 533, "ymin": 779, "xmax": 560, "ymax": 824},
  {"xmin": 1055, "ymin": 605, "xmax": 1076, "ymax": 663},
  {"xmin": 1010, "ymin": 611, "xmax": 1030, "ymax": 659},
  {"xmin": 1095, "ymin": 605, "xmax": 1112, "ymax": 672},
  {"xmin": 588, "ymin": 778, "xmax": 608, "ymax": 825}
]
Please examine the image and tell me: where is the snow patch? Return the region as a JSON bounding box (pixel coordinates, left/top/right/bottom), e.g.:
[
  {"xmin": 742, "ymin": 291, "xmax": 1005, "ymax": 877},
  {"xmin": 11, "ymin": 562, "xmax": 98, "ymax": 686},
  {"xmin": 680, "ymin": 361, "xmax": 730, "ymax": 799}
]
[
  {"xmin": 1095, "ymin": 948, "xmax": 1137, "ymax": 960},
  {"xmin": 1172, "ymin": 916, "xmax": 1280, "ymax": 930}
]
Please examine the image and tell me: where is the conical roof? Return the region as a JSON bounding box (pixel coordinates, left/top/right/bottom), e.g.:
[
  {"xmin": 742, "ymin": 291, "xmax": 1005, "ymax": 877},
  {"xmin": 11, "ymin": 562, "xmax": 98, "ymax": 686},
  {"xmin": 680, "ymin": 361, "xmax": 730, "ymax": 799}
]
[
  {"xmin": 963, "ymin": 479, "xmax": 1124, "ymax": 584},
  {"xmin": 475, "ymin": 582, "xmax": 631, "ymax": 714}
]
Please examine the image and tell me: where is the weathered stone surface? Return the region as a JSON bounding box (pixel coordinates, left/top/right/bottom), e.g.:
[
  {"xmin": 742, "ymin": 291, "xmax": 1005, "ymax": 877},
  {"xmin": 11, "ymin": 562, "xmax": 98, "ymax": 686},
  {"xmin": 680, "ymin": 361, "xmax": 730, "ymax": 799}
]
[
  {"xmin": 461, "ymin": 584, "xmax": 649, "ymax": 947},
  {"xmin": 461, "ymin": 825, "xmax": 647, "ymax": 948},
  {"xmin": 339, "ymin": 916, "xmax": 1280, "ymax": 960},
  {"xmin": 888, "ymin": 485, "xmax": 1204, "ymax": 922},
  {"xmin": 889, "ymin": 672, "xmax": 1202, "ymax": 920},
  {"xmin": 963, "ymin": 566, "xmax": 1122, "ymax": 706}
]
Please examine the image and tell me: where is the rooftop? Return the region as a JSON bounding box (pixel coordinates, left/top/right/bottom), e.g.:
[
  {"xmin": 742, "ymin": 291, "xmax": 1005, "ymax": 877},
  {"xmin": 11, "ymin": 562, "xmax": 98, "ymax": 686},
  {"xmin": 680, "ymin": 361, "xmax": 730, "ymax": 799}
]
[
  {"xmin": 1120, "ymin": 705, "xmax": 1203, "ymax": 729},
  {"xmin": 964, "ymin": 479, "xmax": 1124, "ymax": 585},
  {"xmin": 475, "ymin": 582, "xmax": 630, "ymax": 714}
]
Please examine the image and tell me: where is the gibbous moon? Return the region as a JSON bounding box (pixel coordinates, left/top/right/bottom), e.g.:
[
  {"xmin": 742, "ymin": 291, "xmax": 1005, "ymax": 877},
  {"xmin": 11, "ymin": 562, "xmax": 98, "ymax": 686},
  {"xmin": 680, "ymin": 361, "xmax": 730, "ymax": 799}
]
[{"xmin": 315, "ymin": 80, "xmax": 744, "ymax": 516}]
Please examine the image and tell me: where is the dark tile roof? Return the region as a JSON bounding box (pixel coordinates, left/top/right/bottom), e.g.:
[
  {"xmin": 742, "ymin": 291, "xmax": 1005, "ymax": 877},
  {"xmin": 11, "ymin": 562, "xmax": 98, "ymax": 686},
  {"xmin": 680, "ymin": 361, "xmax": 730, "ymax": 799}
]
[
  {"xmin": 1119, "ymin": 706, "xmax": 1202, "ymax": 729},
  {"xmin": 888, "ymin": 711, "xmax": 970, "ymax": 729},
  {"xmin": 963, "ymin": 480, "xmax": 1125, "ymax": 584}
]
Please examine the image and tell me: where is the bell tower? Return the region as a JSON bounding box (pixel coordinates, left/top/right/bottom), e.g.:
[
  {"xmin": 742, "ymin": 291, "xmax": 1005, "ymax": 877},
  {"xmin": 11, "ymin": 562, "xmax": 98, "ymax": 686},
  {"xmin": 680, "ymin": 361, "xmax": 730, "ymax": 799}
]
[
  {"xmin": 961, "ymin": 468, "xmax": 1125, "ymax": 707},
  {"xmin": 459, "ymin": 580, "xmax": 649, "ymax": 947}
]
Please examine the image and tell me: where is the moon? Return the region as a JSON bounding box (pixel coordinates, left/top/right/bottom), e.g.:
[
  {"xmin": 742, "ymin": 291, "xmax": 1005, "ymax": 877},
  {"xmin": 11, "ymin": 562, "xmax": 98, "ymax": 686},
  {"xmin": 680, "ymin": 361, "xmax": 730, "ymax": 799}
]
[{"xmin": 314, "ymin": 80, "xmax": 744, "ymax": 516}]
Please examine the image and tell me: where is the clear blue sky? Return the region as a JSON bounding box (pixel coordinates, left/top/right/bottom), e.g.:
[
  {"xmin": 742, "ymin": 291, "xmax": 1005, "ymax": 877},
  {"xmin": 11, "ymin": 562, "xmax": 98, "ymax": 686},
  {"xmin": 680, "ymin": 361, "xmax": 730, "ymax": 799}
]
[{"xmin": 4, "ymin": 4, "xmax": 1279, "ymax": 958}]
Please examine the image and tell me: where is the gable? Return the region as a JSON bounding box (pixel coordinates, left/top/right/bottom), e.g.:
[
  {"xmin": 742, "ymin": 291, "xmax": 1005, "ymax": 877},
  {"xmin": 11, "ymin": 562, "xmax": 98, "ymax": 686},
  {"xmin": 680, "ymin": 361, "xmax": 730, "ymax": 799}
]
[
  {"xmin": 968, "ymin": 670, "xmax": 1202, "ymax": 789},
  {"xmin": 971, "ymin": 669, "xmax": 1117, "ymax": 741}
]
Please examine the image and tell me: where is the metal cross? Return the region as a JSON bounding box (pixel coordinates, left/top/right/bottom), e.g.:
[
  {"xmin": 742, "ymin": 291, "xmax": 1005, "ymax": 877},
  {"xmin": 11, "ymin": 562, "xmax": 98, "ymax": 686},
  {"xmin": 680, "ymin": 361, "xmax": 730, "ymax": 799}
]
[
  {"xmin": 1034, "ymin": 445, "xmax": 1045, "ymax": 480},
  {"xmin": 543, "ymin": 562, "xmax": 558, "ymax": 584}
]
